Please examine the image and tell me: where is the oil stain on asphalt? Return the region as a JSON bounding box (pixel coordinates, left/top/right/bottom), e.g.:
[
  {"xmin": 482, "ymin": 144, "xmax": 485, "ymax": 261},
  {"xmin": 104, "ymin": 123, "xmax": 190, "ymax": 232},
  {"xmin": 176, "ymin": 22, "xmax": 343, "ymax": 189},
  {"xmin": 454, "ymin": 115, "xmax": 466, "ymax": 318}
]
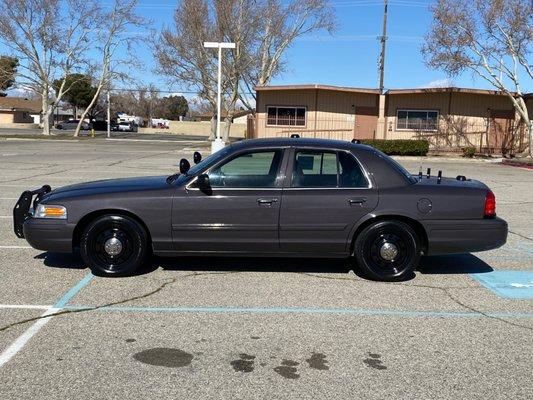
[
  {"xmin": 306, "ymin": 353, "xmax": 329, "ymax": 370},
  {"xmin": 363, "ymin": 353, "xmax": 387, "ymax": 370},
  {"xmin": 133, "ymin": 348, "xmax": 194, "ymax": 368},
  {"xmin": 230, "ymin": 353, "xmax": 256, "ymax": 372},
  {"xmin": 273, "ymin": 359, "xmax": 300, "ymax": 379}
]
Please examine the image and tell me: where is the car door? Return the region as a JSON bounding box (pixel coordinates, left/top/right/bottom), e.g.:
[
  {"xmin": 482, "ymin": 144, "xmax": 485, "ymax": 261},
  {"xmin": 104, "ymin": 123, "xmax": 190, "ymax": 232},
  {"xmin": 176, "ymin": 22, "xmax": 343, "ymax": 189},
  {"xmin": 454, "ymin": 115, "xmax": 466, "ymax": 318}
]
[
  {"xmin": 171, "ymin": 147, "xmax": 287, "ymax": 253},
  {"xmin": 279, "ymin": 147, "xmax": 378, "ymax": 255}
]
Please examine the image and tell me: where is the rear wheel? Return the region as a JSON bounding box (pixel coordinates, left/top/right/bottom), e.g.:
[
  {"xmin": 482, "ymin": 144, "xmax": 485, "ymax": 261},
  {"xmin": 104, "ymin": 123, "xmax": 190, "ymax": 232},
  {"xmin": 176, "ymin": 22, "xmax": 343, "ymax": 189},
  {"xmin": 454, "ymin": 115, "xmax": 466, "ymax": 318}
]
[
  {"xmin": 352, "ymin": 220, "xmax": 420, "ymax": 281},
  {"xmin": 80, "ymin": 215, "xmax": 148, "ymax": 277}
]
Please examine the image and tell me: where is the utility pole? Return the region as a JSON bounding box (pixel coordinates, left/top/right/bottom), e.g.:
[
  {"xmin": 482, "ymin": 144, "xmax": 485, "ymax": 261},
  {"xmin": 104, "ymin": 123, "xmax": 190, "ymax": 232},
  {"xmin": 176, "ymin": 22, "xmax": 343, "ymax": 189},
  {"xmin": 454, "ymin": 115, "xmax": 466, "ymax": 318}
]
[
  {"xmin": 107, "ymin": 89, "xmax": 111, "ymax": 138},
  {"xmin": 376, "ymin": 0, "xmax": 388, "ymax": 139},
  {"xmin": 378, "ymin": 0, "xmax": 388, "ymax": 94}
]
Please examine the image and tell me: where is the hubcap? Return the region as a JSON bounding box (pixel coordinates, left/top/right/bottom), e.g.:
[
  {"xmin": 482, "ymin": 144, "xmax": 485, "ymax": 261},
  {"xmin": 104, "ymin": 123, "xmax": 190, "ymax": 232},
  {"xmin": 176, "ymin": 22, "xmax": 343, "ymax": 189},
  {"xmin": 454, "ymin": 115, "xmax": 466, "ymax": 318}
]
[
  {"xmin": 104, "ymin": 237, "xmax": 123, "ymax": 256},
  {"xmin": 379, "ymin": 242, "xmax": 399, "ymax": 261}
]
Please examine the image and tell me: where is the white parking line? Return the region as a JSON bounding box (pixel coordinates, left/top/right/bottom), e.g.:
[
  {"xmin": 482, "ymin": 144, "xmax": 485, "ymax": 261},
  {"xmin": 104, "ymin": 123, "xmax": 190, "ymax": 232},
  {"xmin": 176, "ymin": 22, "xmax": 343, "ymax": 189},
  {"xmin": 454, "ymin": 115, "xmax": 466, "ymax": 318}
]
[
  {"xmin": 0, "ymin": 216, "xmax": 12, "ymax": 219},
  {"xmin": 0, "ymin": 273, "xmax": 93, "ymax": 367},
  {"xmin": 0, "ymin": 246, "xmax": 33, "ymax": 249},
  {"xmin": 0, "ymin": 304, "xmax": 52, "ymax": 310},
  {"xmin": 0, "ymin": 308, "xmax": 60, "ymax": 367}
]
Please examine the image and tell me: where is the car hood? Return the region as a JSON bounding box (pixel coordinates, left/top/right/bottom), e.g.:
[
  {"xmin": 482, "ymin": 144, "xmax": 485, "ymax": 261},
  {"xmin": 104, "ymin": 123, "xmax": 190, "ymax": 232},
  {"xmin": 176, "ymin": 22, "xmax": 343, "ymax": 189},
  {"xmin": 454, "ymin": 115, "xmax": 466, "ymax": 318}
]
[{"xmin": 45, "ymin": 175, "xmax": 170, "ymax": 200}]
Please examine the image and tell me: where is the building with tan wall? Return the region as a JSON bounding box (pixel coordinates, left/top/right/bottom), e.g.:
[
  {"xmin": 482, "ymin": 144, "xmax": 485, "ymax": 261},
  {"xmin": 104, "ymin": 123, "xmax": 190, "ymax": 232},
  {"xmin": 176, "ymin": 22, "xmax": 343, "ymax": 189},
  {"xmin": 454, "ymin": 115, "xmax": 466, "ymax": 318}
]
[
  {"xmin": 255, "ymin": 85, "xmax": 380, "ymax": 141},
  {"xmin": 254, "ymin": 85, "xmax": 532, "ymax": 154},
  {"xmin": 0, "ymin": 97, "xmax": 40, "ymax": 125}
]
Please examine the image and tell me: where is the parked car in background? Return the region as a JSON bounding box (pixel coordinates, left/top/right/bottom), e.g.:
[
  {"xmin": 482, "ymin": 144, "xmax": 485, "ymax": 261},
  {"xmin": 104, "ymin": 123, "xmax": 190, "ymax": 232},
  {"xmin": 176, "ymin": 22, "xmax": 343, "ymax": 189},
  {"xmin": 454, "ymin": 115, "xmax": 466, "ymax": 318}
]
[
  {"xmin": 115, "ymin": 121, "xmax": 138, "ymax": 132},
  {"xmin": 56, "ymin": 120, "xmax": 91, "ymax": 130},
  {"xmin": 13, "ymin": 138, "xmax": 507, "ymax": 280}
]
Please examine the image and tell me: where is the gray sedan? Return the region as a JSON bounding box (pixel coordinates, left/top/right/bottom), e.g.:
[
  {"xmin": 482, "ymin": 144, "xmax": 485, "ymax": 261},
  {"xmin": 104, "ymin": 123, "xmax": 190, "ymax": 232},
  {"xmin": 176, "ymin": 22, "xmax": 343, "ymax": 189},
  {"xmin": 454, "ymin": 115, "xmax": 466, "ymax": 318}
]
[{"xmin": 13, "ymin": 138, "xmax": 507, "ymax": 281}]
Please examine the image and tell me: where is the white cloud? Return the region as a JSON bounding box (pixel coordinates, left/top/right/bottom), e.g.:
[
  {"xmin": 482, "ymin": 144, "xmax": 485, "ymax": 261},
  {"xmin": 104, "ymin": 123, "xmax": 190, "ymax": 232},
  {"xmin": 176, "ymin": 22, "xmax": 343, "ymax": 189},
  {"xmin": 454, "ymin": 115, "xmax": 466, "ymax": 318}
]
[{"xmin": 420, "ymin": 78, "xmax": 455, "ymax": 88}]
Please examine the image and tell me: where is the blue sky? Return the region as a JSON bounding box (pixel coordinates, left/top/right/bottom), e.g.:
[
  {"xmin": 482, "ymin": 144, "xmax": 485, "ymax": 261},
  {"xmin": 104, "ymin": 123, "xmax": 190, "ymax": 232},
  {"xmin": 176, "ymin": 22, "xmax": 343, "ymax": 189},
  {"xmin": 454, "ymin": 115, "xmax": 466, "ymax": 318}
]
[
  {"xmin": 3, "ymin": 0, "xmax": 532, "ymax": 95},
  {"xmin": 126, "ymin": 0, "xmax": 531, "ymax": 93}
]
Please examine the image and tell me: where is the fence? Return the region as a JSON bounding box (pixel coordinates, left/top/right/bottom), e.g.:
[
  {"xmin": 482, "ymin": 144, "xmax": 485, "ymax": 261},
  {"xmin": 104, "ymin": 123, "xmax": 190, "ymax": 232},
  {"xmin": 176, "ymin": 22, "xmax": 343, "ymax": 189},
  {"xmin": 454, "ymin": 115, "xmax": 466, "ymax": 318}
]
[{"xmin": 249, "ymin": 114, "xmax": 529, "ymax": 155}]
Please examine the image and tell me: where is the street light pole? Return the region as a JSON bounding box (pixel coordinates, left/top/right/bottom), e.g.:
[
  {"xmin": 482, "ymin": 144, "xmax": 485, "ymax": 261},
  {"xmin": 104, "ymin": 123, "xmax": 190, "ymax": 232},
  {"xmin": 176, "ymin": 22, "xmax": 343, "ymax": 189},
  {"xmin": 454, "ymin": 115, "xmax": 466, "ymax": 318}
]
[{"xmin": 204, "ymin": 41, "xmax": 236, "ymax": 153}]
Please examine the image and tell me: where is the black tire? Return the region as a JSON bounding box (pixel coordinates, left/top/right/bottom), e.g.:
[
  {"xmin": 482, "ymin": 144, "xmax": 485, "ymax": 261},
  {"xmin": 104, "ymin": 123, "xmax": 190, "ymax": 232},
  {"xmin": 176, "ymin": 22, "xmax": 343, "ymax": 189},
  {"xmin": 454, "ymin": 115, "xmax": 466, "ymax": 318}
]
[
  {"xmin": 80, "ymin": 215, "xmax": 149, "ymax": 277},
  {"xmin": 352, "ymin": 220, "xmax": 420, "ymax": 281}
]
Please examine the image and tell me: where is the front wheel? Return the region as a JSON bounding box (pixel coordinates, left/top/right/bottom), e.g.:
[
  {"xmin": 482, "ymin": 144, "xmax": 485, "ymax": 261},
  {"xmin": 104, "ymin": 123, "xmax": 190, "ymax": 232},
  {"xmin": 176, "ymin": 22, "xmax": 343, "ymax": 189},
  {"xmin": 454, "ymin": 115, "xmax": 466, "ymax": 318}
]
[
  {"xmin": 352, "ymin": 220, "xmax": 420, "ymax": 281},
  {"xmin": 80, "ymin": 215, "xmax": 149, "ymax": 277}
]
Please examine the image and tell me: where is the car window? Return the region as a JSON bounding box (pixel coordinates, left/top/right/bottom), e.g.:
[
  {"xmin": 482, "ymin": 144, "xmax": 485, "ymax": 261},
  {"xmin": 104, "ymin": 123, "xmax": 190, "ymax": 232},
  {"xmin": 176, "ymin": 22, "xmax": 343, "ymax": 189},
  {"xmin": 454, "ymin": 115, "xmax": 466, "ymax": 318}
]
[
  {"xmin": 292, "ymin": 151, "xmax": 338, "ymax": 187},
  {"xmin": 292, "ymin": 150, "xmax": 369, "ymax": 188},
  {"xmin": 208, "ymin": 150, "xmax": 283, "ymax": 188},
  {"xmin": 338, "ymin": 151, "xmax": 369, "ymax": 188}
]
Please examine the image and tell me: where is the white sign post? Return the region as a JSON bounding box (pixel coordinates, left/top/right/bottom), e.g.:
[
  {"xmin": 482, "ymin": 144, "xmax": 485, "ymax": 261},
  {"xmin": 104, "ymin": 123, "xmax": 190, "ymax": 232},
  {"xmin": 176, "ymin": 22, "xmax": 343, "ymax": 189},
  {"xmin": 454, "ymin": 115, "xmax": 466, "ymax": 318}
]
[{"xmin": 203, "ymin": 41, "xmax": 236, "ymax": 154}]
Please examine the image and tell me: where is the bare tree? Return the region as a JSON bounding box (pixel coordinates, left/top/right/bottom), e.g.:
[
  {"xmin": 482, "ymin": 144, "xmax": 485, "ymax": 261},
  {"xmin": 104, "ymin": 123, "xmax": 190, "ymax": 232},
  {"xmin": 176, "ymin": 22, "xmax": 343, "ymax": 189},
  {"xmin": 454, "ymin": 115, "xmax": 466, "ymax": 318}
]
[
  {"xmin": 154, "ymin": 0, "xmax": 335, "ymax": 141},
  {"xmin": 0, "ymin": 0, "xmax": 101, "ymax": 134},
  {"xmin": 73, "ymin": 0, "xmax": 143, "ymax": 137},
  {"xmin": 422, "ymin": 0, "xmax": 533, "ymax": 157},
  {"xmin": 240, "ymin": 0, "xmax": 335, "ymax": 109}
]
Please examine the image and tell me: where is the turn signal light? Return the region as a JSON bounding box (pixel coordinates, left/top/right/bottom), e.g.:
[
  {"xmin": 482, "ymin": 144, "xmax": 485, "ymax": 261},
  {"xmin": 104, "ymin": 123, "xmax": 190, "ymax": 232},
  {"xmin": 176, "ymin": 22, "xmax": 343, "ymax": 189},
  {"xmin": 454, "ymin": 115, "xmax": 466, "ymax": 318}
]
[
  {"xmin": 34, "ymin": 204, "xmax": 67, "ymax": 219},
  {"xmin": 484, "ymin": 190, "xmax": 496, "ymax": 218}
]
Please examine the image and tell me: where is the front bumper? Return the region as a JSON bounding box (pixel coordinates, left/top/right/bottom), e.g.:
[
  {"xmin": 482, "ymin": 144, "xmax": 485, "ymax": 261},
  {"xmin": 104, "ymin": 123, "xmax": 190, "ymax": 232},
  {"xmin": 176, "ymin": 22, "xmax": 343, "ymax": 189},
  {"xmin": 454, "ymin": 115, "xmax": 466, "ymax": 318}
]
[
  {"xmin": 23, "ymin": 218, "xmax": 74, "ymax": 253},
  {"xmin": 13, "ymin": 185, "xmax": 74, "ymax": 253},
  {"xmin": 424, "ymin": 217, "xmax": 508, "ymax": 256}
]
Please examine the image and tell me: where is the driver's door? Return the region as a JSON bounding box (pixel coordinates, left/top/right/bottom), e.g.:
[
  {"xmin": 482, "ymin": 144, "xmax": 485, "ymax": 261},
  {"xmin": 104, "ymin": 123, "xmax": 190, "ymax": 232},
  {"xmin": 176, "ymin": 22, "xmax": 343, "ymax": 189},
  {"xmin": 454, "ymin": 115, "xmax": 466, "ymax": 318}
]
[{"xmin": 171, "ymin": 148, "xmax": 286, "ymax": 253}]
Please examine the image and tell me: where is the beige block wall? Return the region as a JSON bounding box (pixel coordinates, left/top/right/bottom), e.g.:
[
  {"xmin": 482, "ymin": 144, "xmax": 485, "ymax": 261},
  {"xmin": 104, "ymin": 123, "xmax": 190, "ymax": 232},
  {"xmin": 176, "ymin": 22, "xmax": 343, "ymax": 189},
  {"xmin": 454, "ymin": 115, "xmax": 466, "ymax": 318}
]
[
  {"xmin": 0, "ymin": 112, "xmax": 14, "ymax": 124},
  {"xmin": 139, "ymin": 121, "xmax": 246, "ymax": 138},
  {"xmin": 256, "ymin": 89, "xmax": 378, "ymax": 140}
]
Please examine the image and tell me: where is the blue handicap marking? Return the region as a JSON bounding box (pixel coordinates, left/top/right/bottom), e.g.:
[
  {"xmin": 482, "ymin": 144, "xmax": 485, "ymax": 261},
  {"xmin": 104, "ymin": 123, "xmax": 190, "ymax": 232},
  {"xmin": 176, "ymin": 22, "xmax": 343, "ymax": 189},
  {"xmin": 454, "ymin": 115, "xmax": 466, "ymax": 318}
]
[{"xmin": 470, "ymin": 271, "xmax": 533, "ymax": 299}]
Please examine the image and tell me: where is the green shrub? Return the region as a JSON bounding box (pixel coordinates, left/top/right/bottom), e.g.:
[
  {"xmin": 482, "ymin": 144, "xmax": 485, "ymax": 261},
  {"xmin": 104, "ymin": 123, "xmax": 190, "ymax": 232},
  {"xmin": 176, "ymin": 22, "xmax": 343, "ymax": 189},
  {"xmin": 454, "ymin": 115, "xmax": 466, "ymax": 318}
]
[
  {"xmin": 360, "ymin": 139, "xmax": 429, "ymax": 156},
  {"xmin": 462, "ymin": 147, "xmax": 476, "ymax": 158}
]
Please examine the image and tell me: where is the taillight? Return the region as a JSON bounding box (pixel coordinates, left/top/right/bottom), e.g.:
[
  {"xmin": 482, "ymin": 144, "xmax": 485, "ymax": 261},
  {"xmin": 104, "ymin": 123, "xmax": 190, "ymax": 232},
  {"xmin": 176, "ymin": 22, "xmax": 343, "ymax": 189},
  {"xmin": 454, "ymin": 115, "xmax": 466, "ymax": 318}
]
[{"xmin": 484, "ymin": 190, "xmax": 496, "ymax": 218}]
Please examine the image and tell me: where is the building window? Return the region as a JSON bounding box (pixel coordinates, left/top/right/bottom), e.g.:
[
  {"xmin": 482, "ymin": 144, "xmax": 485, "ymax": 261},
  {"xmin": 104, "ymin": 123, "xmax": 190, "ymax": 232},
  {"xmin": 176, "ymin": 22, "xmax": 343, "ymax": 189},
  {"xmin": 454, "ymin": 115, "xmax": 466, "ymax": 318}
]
[
  {"xmin": 267, "ymin": 106, "xmax": 306, "ymax": 126},
  {"xmin": 396, "ymin": 110, "xmax": 439, "ymax": 131}
]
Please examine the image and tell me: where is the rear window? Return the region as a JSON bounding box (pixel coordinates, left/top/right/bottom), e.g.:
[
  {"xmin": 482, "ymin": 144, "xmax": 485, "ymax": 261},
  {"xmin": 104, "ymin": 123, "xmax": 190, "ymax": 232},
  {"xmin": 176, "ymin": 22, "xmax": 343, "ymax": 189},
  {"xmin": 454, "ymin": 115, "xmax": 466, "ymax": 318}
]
[{"xmin": 373, "ymin": 149, "xmax": 416, "ymax": 184}]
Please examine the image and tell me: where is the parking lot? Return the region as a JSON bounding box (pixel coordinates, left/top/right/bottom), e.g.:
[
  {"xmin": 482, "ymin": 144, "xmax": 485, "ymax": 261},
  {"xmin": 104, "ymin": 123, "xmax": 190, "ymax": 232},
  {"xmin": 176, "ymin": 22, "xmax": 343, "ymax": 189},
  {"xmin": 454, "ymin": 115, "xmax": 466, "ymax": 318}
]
[{"xmin": 0, "ymin": 138, "xmax": 531, "ymax": 399}]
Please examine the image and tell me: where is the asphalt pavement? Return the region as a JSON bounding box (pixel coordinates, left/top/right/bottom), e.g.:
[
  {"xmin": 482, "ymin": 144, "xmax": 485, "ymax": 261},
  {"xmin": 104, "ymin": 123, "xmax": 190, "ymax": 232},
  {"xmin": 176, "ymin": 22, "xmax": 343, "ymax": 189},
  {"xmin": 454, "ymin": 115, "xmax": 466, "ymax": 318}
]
[{"xmin": 0, "ymin": 139, "xmax": 531, "ymax": 399}]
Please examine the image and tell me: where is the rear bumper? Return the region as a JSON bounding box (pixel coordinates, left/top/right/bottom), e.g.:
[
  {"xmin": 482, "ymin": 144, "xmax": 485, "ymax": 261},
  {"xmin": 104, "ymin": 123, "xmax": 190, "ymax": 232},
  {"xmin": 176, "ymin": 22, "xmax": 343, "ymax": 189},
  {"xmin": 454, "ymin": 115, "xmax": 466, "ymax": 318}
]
[
  {"xmin": 23, "ymin": 218, "xmax": 74, "ymax": 253},
  {"xmin": 424, "ymin": 217, "xmax": 508, "ymax": 256}
]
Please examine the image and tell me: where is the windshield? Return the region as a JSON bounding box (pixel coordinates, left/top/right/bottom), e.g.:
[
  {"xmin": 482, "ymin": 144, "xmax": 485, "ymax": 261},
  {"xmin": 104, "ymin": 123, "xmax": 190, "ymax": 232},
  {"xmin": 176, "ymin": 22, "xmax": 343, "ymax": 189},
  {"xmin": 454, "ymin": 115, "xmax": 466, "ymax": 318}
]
[
  {"xmin": 169, "ymin": 145, "xmax": 234, "ymax": 185},
  {"xmin": 186, "ymin": 146, "xmax": 233, "ymax": 176}
]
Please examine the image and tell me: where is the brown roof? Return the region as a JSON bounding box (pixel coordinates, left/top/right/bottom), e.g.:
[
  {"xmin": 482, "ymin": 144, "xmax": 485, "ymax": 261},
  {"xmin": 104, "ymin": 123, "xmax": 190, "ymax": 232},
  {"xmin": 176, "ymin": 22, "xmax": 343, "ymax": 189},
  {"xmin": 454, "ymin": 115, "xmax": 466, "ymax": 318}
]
[
  {"xmin": 255, "ymin": 84, "xmax": 380, "ymax": 95},
  {"xmin": 386, "ymin": 87, "xmax": 512, "ymax": 96},
  {"xmin": 0, "ymin": 97, "xmax": 41, "ymax": 113}
]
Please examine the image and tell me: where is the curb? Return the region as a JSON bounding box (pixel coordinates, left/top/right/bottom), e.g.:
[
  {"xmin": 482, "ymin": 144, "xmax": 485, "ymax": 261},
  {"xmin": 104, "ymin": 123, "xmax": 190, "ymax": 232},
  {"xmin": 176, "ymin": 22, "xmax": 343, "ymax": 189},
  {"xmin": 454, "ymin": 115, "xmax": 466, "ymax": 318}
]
[{"xmin": 501, "ymin": 159, "xmax": 533, "ymax": 170}]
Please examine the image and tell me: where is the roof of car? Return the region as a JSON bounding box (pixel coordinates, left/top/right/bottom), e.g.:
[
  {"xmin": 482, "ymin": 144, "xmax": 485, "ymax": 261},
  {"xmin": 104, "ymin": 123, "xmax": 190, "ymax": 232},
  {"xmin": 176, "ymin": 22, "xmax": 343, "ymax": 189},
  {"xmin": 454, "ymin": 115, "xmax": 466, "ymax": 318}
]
[{"xmin": 231, "ymin": 137, "xmax": 374, "ymax": 152}]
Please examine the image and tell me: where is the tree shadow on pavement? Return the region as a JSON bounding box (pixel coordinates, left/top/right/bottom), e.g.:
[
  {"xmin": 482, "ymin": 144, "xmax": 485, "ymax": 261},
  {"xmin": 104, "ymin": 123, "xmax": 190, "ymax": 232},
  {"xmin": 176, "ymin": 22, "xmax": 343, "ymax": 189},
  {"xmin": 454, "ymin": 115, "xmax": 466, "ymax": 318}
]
[{"xmin": 418, "ymin": 253, "xmax": 494, "ymax": 275}]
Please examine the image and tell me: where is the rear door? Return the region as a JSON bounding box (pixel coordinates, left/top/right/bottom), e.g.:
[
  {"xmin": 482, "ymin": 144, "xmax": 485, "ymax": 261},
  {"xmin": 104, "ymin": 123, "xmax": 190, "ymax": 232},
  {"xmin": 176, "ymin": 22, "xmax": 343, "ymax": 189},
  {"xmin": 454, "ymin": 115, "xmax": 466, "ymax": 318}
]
[
  {"xmin": 171, "ymin": 148, "xmax": 287, "ymax": 253},
  {"xmin": 279, "ymin": 147, "xmax": 378, "ymax": 255}
]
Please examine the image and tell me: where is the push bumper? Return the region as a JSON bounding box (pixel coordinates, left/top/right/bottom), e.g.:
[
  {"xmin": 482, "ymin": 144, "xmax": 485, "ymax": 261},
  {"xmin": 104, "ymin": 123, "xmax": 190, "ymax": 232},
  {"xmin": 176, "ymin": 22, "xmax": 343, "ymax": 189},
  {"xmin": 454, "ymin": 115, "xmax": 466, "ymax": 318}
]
[
  {"xmin": 13, "ymin": 185, "xmax": 51, "ymax": 238},
  {"xmin": 424, "ymin": 217, "xmax": 508, "ymax": 256}
]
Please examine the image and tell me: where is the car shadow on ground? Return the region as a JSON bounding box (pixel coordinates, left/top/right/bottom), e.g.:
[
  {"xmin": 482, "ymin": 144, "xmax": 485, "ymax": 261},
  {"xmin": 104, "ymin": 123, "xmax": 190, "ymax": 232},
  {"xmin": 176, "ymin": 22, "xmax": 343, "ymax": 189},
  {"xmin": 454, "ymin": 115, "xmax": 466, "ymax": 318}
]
[
  {"xmin": 418, "ymin": 253, "xmax": 494, "ymax": 274},
  {"xmin": 35, "ymin": 252, "xmax": 86, "ymax": 269},
  {"xmin": 36, "ymin": 252, "xmax": 494, "ymax": 279}
]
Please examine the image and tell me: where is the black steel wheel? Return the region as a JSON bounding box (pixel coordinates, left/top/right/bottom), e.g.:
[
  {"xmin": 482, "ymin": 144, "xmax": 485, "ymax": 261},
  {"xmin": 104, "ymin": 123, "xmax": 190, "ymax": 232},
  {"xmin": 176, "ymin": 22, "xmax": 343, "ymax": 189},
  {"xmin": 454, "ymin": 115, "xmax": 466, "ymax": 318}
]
[
  {"xmin": 80, "ymin": 215, "xmax": 149, "ymax": 277},
  {"xmin": 352, "ymin": 220, "xmax": 420, "ymax": 281}
]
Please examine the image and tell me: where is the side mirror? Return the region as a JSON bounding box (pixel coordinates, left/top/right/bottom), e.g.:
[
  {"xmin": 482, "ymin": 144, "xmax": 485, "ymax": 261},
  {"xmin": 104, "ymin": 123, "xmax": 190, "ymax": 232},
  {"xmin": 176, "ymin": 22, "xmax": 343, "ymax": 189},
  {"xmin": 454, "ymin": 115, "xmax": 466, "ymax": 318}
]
[
  {"xmin": 197, "ymin": 173, "xmax": 210, "ymax": 190},
  {"xmin": 193, "ymin": 151, "xmax": 202, "ymax": 164},
  {"xmin": 179, "ymin": 158, "xmax": 190, "ymax": 174}
]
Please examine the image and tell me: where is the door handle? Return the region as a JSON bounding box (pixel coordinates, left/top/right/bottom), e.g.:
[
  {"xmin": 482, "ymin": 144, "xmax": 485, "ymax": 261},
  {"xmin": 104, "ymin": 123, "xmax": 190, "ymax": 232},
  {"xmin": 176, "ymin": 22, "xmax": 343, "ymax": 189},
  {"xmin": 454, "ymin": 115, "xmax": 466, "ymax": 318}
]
[
  {"xmin": 257, "ymin": 198, "xmax": 278, "ymax": 205},
  {"xmin": 348, "ymin": 198, "xmax": 366, "ymax": 205}
]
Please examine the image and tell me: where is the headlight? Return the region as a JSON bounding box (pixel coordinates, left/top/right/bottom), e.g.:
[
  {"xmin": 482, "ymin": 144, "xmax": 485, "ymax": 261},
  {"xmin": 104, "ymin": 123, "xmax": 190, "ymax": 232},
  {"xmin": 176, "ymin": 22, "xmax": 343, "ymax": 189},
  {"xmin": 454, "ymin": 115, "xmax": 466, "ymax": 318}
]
[{"xmin": 34, "ymin": 204, "xmax": 67, "ymax": 219}]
